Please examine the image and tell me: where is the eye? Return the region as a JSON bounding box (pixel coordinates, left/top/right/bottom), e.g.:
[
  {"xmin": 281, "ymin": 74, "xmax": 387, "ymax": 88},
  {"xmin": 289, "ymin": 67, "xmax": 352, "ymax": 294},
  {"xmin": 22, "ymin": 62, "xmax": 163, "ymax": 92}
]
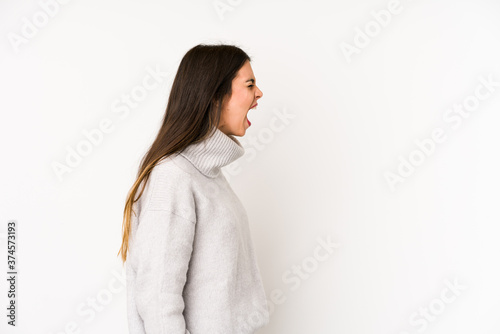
[{"xmin": 248, "ymin": 85, "xmax": 254, "ymax": 88}]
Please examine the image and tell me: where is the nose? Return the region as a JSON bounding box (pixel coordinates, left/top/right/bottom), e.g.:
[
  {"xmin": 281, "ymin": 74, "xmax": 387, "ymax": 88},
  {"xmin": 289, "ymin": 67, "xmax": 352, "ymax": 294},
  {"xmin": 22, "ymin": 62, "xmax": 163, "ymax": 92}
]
[{"xmin": 255, "ymin": 85, "xmax": 263, "ymax": 100}]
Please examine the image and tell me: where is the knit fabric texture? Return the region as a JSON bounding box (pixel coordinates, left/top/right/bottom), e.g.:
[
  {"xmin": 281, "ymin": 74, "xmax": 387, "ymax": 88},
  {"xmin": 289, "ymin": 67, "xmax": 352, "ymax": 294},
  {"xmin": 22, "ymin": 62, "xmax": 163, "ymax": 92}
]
[{"xmin": 126, "ymin": 127, "xmax": 270, "ymax": 334}]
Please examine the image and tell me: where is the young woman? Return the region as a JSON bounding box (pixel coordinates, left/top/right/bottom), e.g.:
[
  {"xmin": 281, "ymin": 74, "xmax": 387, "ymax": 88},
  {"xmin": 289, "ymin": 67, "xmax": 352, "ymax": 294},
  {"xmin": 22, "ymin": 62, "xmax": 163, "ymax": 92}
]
[{"xmin": 117, "ymin": 44, "xmax": 269, "ymax": 334}]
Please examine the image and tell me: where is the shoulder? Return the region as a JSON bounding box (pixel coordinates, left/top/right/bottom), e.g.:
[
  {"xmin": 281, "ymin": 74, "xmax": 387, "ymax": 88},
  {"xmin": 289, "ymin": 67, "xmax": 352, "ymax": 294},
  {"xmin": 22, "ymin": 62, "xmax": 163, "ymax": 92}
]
[
  {"xmin": 153, "ymin": 154, "xmax": 194, "ymax": 186},
  {"xmin": 145, "ymin": 154, "xmax": 197, "ymax": 223}
]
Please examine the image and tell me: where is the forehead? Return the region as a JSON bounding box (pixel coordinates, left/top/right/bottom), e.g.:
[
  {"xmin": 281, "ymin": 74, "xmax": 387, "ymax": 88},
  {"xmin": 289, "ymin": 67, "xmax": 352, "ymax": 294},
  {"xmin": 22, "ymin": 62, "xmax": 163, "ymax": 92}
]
[{"xmin": 235, "ymin": 61, "xmax": 255, "ymax": 81}]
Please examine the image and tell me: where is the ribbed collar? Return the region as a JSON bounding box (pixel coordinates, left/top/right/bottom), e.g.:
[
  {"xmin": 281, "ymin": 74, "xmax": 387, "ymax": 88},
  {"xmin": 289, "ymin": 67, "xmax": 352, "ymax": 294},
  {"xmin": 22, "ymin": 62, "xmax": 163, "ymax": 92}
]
[{"xmin": 179, "ymin": 127, "xmax": 245, "ymax": 178}]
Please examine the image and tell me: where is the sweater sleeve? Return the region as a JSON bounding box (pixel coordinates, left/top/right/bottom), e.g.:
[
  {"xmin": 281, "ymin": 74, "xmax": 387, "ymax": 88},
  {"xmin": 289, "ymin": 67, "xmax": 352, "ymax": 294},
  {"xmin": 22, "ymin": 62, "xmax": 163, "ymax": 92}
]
[{"xmin": 133, "ymin": 208, "xmax": 195, "ymax": 334}]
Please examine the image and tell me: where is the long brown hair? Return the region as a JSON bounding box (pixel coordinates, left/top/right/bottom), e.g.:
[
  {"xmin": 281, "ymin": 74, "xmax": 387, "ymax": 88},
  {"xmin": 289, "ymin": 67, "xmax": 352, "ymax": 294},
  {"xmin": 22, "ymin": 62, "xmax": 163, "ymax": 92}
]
[{"xmin": 117, "ymin": 43, "xmax": 251, "ymax": 263}]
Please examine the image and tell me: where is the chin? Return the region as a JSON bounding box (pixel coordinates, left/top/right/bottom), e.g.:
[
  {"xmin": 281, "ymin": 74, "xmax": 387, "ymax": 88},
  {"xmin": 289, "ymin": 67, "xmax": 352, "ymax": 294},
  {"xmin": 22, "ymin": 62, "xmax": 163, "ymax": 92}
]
[{"xmin": 232, "ymin": 128, "xmax": 245, "ymax": 137}]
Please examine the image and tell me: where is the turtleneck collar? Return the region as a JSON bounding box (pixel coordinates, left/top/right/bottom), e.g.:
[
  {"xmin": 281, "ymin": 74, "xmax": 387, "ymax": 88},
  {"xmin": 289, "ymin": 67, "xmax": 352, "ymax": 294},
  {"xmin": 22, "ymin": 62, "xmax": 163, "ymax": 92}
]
[{"xmin": 179, "ymin": 127, "xmax": 245, "ymax": 178}]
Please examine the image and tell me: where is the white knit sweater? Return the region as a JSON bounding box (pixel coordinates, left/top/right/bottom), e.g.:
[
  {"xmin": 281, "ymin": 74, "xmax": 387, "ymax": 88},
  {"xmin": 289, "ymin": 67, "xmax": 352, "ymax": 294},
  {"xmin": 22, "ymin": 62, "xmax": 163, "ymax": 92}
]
[{"xmin": 125, "ymin": 127, "xmax": 270, "ymax": 334}]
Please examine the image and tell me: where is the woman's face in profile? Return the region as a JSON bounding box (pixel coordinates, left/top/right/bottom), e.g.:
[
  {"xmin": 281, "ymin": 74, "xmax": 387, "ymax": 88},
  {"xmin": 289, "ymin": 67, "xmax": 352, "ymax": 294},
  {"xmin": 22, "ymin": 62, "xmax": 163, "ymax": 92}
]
[{"xmin": 218, "ymin": 60, "xmax": 263, "ymax": 137}]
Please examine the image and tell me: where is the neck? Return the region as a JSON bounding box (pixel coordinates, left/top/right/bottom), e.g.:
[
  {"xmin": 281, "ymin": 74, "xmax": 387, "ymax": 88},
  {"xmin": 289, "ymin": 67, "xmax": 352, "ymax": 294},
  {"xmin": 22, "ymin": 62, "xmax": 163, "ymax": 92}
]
[{"xmin": 179, "ymin": 127, "xmax": 245, "ymax": 178}]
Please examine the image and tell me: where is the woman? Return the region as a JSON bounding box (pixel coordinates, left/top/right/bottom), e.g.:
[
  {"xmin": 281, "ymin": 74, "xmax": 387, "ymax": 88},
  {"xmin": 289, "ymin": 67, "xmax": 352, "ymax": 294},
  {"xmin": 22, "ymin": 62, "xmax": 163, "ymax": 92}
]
[{"xmin": 117, "ymin": 44, "xmax": 270, "ymax": 334}]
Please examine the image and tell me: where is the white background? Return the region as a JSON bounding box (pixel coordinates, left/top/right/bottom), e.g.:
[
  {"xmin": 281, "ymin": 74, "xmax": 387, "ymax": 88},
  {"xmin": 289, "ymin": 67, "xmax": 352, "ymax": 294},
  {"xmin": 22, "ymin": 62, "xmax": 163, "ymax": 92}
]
[{"xmin": 1, "ymin": 0, "xmax": 500, "ymax": 333}]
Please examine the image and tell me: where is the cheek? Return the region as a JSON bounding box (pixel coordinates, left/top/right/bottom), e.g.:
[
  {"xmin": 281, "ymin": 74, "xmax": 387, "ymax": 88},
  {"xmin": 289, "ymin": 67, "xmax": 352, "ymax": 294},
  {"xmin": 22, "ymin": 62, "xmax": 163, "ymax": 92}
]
[
  {"xmin": 236, "ymin": 91, "xmax": 252, "ymax": 105},
  {"xmin": 228, "ymin": 95, "xmax": 248, "ymax": 111}
]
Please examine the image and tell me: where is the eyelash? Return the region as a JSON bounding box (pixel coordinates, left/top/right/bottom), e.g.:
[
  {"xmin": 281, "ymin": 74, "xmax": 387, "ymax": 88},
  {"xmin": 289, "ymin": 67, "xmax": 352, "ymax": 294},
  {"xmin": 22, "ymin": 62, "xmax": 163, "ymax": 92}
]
[{"xmin": 248, "ymin": 85, "xmax": 254, "ymax": 88}]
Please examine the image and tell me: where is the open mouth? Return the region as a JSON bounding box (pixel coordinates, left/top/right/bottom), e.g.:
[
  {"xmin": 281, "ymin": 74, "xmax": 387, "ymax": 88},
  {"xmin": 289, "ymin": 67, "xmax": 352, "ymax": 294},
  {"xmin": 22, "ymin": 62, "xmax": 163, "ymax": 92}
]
[{"xmin": 247, "ymin": 103, "xmax": 257, "ymax": 126}]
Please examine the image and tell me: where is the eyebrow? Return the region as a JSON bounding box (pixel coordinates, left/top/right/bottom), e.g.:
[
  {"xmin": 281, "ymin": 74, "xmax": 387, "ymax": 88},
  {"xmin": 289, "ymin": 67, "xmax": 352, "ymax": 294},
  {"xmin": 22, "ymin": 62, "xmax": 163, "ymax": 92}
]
[{"xmin": 245, "ymin": 79, "xmax": 255, "ymax": 84}]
